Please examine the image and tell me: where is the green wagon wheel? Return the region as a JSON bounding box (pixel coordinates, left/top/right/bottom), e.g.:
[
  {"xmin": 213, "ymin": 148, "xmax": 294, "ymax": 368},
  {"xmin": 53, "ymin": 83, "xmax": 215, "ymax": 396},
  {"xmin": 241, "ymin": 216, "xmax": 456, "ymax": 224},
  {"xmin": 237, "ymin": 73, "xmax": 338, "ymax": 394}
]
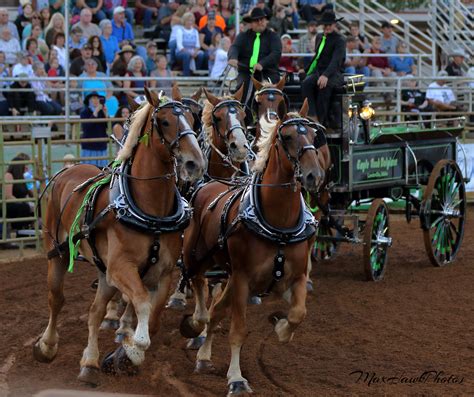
[
  {"xmin": 421, "ymin": 160, "xmax": 466, "ymax": 267},
  {"xmin": 312, "ymin": 216, "xmax": 338, "ymax": 261},
  {"xmin": 363, "ymin": 199, "xmax": 391, "ymax": 281}
]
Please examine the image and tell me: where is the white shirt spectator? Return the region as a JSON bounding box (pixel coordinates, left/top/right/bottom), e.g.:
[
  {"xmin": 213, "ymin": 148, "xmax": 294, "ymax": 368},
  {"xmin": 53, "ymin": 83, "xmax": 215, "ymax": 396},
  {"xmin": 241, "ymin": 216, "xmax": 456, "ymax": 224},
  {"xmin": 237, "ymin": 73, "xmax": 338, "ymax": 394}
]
[
  {"xmin": 0, "ymin": 8, "xmax": 20, "ymax": 40},
  {"xmin": 72, "ymin": 21, "xmax": 101, "ymax": 40},
  {"xmin": 12, "ymin": 62, "xmax": 34, "ymax": 77},
  {"xmin": 426, "ymin": 82, "xmax": 456, "ymax": 104},
  {"xmin": 211, "ymin": 48, "xmax": 228, "ymax": 79},
  {"xmin": 0, "ymin": 29, "xmax": 20, "ymax": 64},
  {"xmin": 176, "ymin": 27, "xmax": 200, "ymax": 52},
  {"xmin": 53, "ymin": 44, "xmax": 67, "ymax": 69},
  {"xmin": 31, "ymin": 78, "xmax": 51, "ymax": 102}
]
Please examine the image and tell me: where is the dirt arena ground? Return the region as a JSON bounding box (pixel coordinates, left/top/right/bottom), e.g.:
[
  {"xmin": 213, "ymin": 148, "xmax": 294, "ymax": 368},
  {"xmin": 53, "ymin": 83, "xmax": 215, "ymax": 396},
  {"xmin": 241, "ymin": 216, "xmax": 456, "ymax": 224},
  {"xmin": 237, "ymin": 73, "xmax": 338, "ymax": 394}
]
[{"xmin": 1, "ymin": 213, "xmax": 473, "ymax": 397}]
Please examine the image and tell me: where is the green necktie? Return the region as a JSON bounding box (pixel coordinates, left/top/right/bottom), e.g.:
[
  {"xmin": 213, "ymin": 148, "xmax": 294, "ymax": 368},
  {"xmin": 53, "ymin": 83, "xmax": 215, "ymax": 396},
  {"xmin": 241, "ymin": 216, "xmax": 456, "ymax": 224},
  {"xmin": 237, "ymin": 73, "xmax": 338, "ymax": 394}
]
[
  {"xmin": 307, "ymin": 35, "xmax": 327, "ymax": 76},
  {"xmin": 249, "ymin": 32, "xmax": 261, "ymax": 72}
]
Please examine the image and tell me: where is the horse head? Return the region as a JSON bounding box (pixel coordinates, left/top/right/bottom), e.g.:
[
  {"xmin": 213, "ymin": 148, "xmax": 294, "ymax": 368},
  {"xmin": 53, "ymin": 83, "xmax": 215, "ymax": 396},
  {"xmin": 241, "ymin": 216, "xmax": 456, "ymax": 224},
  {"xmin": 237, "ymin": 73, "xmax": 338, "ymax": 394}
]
[
  {"xmin": 202, "ymin": 86, "xmax": 249, "ymax": 164},
  {"xmin": 144, "ymin": 86, "xmax": 206, "ymax": 182},
  {"xmin": 252, "ymin": 74, "xmax": 287, "ymax": 122}
]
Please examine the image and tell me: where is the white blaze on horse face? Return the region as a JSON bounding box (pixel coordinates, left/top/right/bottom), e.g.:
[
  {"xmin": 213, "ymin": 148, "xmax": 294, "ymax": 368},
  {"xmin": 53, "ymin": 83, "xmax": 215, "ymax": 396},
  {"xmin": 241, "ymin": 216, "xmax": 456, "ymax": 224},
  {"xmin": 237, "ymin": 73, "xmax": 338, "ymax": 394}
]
[
  {"xmin": 177, "ymin": 113, "xmax": 205, "ymax": 181},
  {"xmin": 227, "ymin": 111, "xmax": 248, "ymax": 163}
]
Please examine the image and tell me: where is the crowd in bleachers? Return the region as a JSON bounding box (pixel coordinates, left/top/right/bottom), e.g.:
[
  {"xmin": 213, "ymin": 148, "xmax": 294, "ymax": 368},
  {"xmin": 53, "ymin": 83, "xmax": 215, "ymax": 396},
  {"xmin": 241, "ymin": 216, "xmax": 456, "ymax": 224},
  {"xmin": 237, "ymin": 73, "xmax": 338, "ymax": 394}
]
[{"xmin": 0, "ymin": 0, "xmax": 472, "ymax": 122}]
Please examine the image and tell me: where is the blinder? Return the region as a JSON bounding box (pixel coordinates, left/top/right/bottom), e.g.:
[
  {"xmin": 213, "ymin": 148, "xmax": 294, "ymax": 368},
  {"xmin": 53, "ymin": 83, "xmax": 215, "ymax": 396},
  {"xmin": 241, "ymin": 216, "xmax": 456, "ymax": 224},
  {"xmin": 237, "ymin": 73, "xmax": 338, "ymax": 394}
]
[{"xmin": 252, "ymin": 87, "xmax": 290, "ymax": 118}]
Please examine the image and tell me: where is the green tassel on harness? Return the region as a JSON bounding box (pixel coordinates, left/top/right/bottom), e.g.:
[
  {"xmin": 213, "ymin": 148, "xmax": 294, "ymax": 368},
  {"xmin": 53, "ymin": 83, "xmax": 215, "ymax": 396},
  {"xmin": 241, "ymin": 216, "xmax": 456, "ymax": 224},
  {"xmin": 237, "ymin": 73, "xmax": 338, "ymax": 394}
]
[
  {"xmin": 305, "ymin": 191, "xmax": 319, "ymax": 214},
  {"xmin": 67, "ymin": 160, "xmax": 121, "ymax": 272}
]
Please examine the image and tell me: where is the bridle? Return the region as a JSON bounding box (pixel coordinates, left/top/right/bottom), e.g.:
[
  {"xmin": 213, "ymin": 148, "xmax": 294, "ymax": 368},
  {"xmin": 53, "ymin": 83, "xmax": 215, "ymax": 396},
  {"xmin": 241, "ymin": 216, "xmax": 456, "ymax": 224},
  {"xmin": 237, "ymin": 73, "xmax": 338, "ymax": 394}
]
[
  {"xmin": 182, "ymin": 97, "xmax": 203, "ymax": 131},
  {"xmin": 276, "ymin": 117, "xmax": 327, "ymax": 180},
  {"xmin": 152, "ymin": 100, "xmax": 197, "ymax": 154},
  {"xmin": 253, "ymin": 87, "xmax": 289, "ymax": 120}
]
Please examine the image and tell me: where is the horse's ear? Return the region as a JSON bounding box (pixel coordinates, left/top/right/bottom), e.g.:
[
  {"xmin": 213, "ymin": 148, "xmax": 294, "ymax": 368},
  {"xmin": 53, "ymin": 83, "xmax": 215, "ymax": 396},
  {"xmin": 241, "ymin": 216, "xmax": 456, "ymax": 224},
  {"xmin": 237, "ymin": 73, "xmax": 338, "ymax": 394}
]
[
  {"xmin": 172, "ymin": 85, "xmax": 182, "ymax": 101},
  {"xmin": 299, "ymin": 98, "xmax": 309, "ymax": 118},
  {"xmin": 233, "ymin": 83, "xmax": 245, "ymax": 102},
  {"xmin": 126, "ymin": 94, "xmax": 140, "ymax": 112},
  {"xmin": 277, "ymin": 98, "xmax": 287, "ymax": 120},
  {"xmin": 251, "ymin": 76, "xmax": 263, "ymax": 91},
  {"xmin": 203, "ymin": 88, "xmax": 220, "ymax": 106},
  {"xmin": 191, "ymin": 87, "xmax": 203, "ymax": 102},
  {"xmin": 144, "ymin": 86, "xmax": 159, "ymax": 107},
  {"xmin": 276, "ymin": 73, "xmax": 286, "ymax": 90}
]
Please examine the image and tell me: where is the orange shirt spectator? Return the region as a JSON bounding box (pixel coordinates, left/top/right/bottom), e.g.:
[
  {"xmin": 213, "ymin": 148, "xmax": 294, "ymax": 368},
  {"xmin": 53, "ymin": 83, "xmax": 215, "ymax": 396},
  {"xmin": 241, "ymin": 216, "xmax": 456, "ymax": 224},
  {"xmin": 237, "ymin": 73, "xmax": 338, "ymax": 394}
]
[{"xmin": 199, "ymin": 14, "xmax": 226, "ymax": 31}]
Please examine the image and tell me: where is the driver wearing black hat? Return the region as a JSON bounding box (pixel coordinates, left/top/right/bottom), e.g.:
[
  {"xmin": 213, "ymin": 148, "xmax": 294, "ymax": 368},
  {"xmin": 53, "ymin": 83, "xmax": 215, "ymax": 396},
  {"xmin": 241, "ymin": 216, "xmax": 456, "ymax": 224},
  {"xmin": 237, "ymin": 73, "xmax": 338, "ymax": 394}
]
[
  {"xmin": 228, "ymin": 7, "xmax": 282, "ymax": 111},
  {"xmin": 301, "ymin": 10, "xmax": 346, "ymax": 125}
]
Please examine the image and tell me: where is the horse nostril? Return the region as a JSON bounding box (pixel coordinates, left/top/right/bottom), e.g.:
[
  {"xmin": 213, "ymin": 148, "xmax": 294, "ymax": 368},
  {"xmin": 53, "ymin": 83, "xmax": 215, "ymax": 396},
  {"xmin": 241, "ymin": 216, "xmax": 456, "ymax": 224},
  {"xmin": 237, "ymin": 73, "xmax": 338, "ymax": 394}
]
[
  {"xmin": 306, "ymin": 173, "xmax": 315, "ymax": 184},
  {"xmin": 229, "ymin": 142, "xmax": 237, "ymax": 151},
  {"xmin": 185, "ymin": 160, "xmax": 197, "ymax": 173}
]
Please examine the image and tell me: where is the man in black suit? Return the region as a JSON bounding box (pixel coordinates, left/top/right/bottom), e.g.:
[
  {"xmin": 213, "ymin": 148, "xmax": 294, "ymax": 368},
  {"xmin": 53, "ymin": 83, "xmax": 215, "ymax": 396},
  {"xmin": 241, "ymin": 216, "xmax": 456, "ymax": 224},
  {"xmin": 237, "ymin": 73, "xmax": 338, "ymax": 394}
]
[
  {"xmin": 228, "ymin": 7, "xmax": 282, "ymax": 108},
  {"xmin": 301, "ymin": 10, "xmax": 346, "ymax": 125}
]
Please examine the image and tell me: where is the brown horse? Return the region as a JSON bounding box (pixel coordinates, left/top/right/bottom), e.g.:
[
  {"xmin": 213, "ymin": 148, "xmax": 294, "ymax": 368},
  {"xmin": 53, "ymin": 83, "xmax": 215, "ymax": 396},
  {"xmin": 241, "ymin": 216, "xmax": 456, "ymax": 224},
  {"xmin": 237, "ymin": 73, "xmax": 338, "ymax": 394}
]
[
  {"xmin": 180, "ymin": 99, "xmax": 331, "ymax": 395},
  {"xmin": 33, "ymin": 87, "xmax": 206, "ymax": 386}
]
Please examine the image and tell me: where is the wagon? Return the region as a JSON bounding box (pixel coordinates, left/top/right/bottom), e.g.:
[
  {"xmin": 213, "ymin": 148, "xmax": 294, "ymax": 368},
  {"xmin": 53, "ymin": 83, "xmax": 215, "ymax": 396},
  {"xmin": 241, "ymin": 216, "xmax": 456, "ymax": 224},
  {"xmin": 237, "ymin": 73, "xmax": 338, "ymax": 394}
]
[{"xmin": 287, "ymin": 75, "xmax": 469, "ymax": 281}]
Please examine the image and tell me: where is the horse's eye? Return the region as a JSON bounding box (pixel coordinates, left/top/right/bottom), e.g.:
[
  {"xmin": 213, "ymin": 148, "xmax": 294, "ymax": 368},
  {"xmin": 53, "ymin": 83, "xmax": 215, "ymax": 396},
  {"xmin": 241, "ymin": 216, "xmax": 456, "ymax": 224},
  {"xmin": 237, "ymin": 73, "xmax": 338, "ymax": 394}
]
[
  {"xmin": 282, "ymin": 134, "xmax": 292, "ymax": 143},
  {"xmin": 161, "ymin": 120, "xmax": 170, "ymax": 127},
  {"xmin": 214, "ymin": 116, "xmax": 221, "ymax": 122}
]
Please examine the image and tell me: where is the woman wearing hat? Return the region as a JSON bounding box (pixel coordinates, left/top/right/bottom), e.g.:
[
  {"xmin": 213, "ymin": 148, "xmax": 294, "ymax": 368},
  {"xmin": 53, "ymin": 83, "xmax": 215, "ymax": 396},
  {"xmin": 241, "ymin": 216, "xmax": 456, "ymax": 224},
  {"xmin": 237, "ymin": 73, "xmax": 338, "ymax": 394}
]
[
  {"xmin": 228, "ymin": 7, "xmax": 282, "ymax": 109},
  {"xmin": 301, "ymin": 10, "xmax": 345, "ymax": 125},
  {"xmin": 80, "ymin": 91, "xmax": 109, "ymax": 168}
]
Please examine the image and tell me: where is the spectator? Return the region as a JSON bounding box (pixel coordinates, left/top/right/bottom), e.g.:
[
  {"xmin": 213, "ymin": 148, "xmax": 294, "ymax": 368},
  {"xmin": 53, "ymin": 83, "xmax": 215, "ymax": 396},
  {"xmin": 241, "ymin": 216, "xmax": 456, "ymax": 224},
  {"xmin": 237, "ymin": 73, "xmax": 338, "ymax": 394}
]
[
  {"xmin": 70, "ymin": 42, "xmax": 104, "ymax": 76},
  {"xmin": 298, "ymin": 0, "xmax": 333, "ymax": 23},
  {"xmin": 75, "ymin": 0, "xmax": 107, "ymax": 23},
  {"xmin": 379, "ymin": 21, "xmax": 398, "ymax": 54},
  {"xmin": 210, "ymin": 36, "xmax": 230, "ymax": 79},
  {"xmin": 0, "ymin": 52, "xmax": 9, "ymax": 116},
  {"xmin": 345, "ymin": 36, "xmax": 369, "ymax": 77},
  {"xmin": 144, "ymin": 40, "xmax": 158, "ymax": 75},
  {"xmin": 105, "ymin": 89, "xmax": 119, "ymax": 118},
  {"xmin": 149, "ymin": 54, "xmax": 173, "ymax": 95},
  {"xmin": 445, "ymin": 48, "xmax": 467, "ymax": 77},
  {"xmin": 279, "ymin": 34, "xmax": 297, "ymax": 73},
  {"xmin": 135, "ymin": 0, "xmax": 160, "ymax": 29},
  {"xmin": 12, "ymin": 51, "xmax": 34, "ymax": 77},
  {"xmin": 349, "ymin": 21, "xmax": 369, "ymax": 52},
  {"xmin": 218, "ymin": 0, "xmax": 235, "ymax": 26},
  {"xmin": 175, "ymin": 12, "xmax": 207, "ymax": 76},
  {"xmin": 72, "ymin": 8, "xmax": 101, "ymax": 40},
  {"xmin": 467, "ymin": 66, "xmax": 474, "ymax": 89},
  {"xmin": 268, "ymin": 6, "xmax": 292, "ymax": 37},
  {"xmin": 104, "ymin": 0, "xmax": 134, "ymax": 24},
  {"xmin": 51, "ymin": 32, "xmax": 66, "ymax": 69},
  {"xmin": 367, "ymin": 36, "xmax": 396, "ymax": 79},
  {"xmin": 274, "ymin": 0, "xmax": 299, "ymax": 28},
  {"xmin": 112, "ymin": 106, "xmax": 131, "ymax": 142},
  {"xmin": 46, "ymin": 52, "xmax": 65, "ymax": 105},
  {"xmin": 110, "ymin": 45, "xmax": 135, "ymax": 105},
  {"xmin": 69, "ymin": 25, "xmax": 86, "ymax": 50},
  {"xmin": 111, "ymin": 6, "xmax": 134, "ymax": 47},
  {"xmin": 198, "ymin": 8, "xmax": 226, "ymax": 32},
  {"xmin": 80, "ymin": 91, "xmax": 109, "ymax": 168},
  {"xmin": 20, "ymin": 12, "xmax": 42, "ymax": 41},
  {"xmin": 167, "ymin": 6, "xmax": 187, "ymax": 67},
  {"xmin": 0, "ymin": 27, "xmax": 21, "ymax": 65},
  {"xmin": 426, "ymin": 70, "xmax": 462, "ymax": 111},
  {"xmin": 25, "ymin": 37, "xmax": 45, "ymax": 64},
  {"xmin": 4, "ymin": 154, "xmax": 34, "ymax": 231},
  {"xmin": 31, "ymin": 62, "xmax": 62, "ymax": 115},
  {"xmin": 87, "ymin": 35, "xmax": 106, "ymax": 71},
  {"xmin": 44, "ymin": 12, "xmax": 64, "ymax": 47},
  {"xmin": 99, "ymin": 19, "xmax": 119, "ymax": 69},
  {"xmin": 9, "ymin": 73, "xmax": 36, "ymax": 116},
  {"xmin": 79, "ymin": 58, "xmax": 111, "ymax": 99},
  {"xmin": 389, "ymin": 42, "xmax": 415, "ymax": 76},
  {"xmin": 50, "ymin": 0, "xmax": 65, "ymax": 15},
  {"xmin": 69, "ymin": 78, "xmax": 83, "ymax": 115},
  {"xmin": 156, "ymin": 1, "xmax": 181, "ymax": 42},
  {"xmin": 297, "ymin": 20, "xmax": 317, "ymax": 70},
  {"xmin": 191, "ymin": 0, "xmax": 207, "ymax": 26},
  {"xmin": 39, "ymin": 6, "xmax": 50, "ymax": 29},
  {"xmin": 62, "ymin": 154, "xmax": 77, "ymax": 168},
  {"xmin": 241, "ymin": 0, "xmax": 258, "ymax": 15},
  {"xmin": 123, "ymin": 55, "xmax": 147, "ymax": 98},
  {"xmin": 15, "ymin": 2, "xmax": 34, "ymax": 39},
  {"xmin": 24, "ymin": 26, "xmax": 48, "ymax": 59},
  {"xmin": 0, "ymin": 8, "xmax": 20, "ymax": 40},
  {"xmin": 200, "ymin": 11, "xmax": 223, "ymax": 70},
  {"xmin": 400, "ymin": 75, "xmax": 433, "ymax": 116}
]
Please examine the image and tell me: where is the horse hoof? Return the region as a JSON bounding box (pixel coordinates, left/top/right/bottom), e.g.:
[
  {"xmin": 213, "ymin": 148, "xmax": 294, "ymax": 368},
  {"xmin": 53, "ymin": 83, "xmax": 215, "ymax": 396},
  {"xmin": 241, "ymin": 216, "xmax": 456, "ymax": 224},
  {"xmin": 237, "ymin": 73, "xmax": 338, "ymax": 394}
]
[
  {"xmin": 179, "ymin": 314, "xmax": 201, "ymax": 339},
  {"xmin": 101, "ymin": 350, "xmax": 117, "ymax": 375},
  {"xmin": 195, "ymin": 359, "xmax": 215, "ymax": 374},
  {"xmin": 248, "ymin": 296, "xmax": 262, "ymax": 305},
  {"xmin": 186, "ymin": 336, "xmax": 206, "ymax": 350},
  {"xmin": 166, "ymin": 297, "xmax": 187, "ymax": 311},
  {"xmin": 306, "ymin": 280, "xmax": 314, "ymax": 293},
  {"xmin": 268, "ymin": 311, "xmax": 286, "ymax": 326},
  {"xmin": 228, "ymin": 380, "xmax": 253, "ymax": 396},
  {"xmin": 100, "ymin": 319, "xmax": 120, "ymax": 330},
  {"xmin": 77, "ymin": 366, "xmax": 100, "ymax": 386},
  {"xmin": 32, "ymin": 340, "xmax": 56, "ymax": 363}
]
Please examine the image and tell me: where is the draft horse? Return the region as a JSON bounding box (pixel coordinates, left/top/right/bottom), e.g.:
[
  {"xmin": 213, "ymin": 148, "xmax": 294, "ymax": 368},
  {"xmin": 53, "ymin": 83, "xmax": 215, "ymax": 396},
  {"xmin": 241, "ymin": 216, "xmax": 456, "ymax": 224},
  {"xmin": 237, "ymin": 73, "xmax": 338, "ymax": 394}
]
[
  {"xmin": 180, "ymin": 99, "xmax": 331, "ymax": 395},
  {"xmin": 33, "ymin": 87, "xmax": 206, "ymax": 385}
]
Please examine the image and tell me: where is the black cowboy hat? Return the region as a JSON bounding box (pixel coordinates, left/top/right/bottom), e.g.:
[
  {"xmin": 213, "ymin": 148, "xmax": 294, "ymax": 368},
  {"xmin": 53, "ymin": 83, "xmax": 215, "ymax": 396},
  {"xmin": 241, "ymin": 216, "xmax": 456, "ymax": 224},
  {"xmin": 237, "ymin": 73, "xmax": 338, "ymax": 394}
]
[
  {"xmin": 84, "ymin": 91, "xmax": 105, "ymax": 106},
  {"xmin": 317, "ymin": 10, "xmax": 344, "ymax": 25},
  {"xmin": 243, "ymin": 7, "xmax": 268, "ymax": 23}
]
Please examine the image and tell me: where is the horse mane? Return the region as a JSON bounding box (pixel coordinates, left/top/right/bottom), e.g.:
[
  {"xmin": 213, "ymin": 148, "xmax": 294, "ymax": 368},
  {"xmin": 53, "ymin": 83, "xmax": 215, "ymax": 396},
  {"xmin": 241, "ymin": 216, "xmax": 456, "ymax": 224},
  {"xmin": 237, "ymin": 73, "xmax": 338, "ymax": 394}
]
[
  {"xmin": 259, "ymin": 80, "xmax": 277, "ymax": 89},
  {"xmin": 252, "ymin": 111, "xmax": 300, "ymax": 173},
  {"xmin": 201, "ymin": 95, "xmax": 234, "ymax": 144},
  {"xmin": 115, "ymin": 96, "xmax": 171, "ymax": 162}
]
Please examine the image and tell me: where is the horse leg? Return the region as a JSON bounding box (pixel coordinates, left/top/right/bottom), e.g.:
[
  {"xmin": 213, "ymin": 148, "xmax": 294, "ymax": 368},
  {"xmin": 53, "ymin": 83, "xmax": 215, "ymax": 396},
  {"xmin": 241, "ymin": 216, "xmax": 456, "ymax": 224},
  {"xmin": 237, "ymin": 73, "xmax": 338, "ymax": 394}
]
[
  {"xmin": 33, "ymin": 256, "xmax": 67, "ymax": 363},
  {"xmin": 179, "ymin": 274, "xmax": 209, "ymax": 338},
  {"xmin": 78, "ymin": 272, "xmax": 117, "ymax": 386},
  {"xmin": 101, "ymin": 291, "xmax": 123, "ymax": 330},
  {"xmin": 226, "ymin": 274, "xmax": 253, "ymax": 395},
  {"xmin": 166, "ymin": 275, "xmax": 188, "ymax": 310},
  {"xmin": 272, "ymin": 273, "xmax": 307, "ymax": 343},
  {"xmin": 115, "ymin": 300, "xmax": 134, "ymax": 344},
  {"xmin": 195, "ymin": 279, "xmax": 232, "ymax": 373},
  {"xmin": 148, "ymin": 272, "xmax": 174, "ymax": 337}
]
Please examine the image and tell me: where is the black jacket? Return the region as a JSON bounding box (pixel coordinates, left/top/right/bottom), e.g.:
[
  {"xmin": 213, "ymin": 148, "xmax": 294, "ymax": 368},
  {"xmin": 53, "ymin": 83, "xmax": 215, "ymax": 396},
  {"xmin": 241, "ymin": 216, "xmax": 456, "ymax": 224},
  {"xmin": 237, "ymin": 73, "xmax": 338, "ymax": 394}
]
[
  {"xmin": 228, "ymin": 28, "xmax": 282, "ymax": 76},
  {"xmin": 8, "ymin": 82, "xmax": 36, "ymax": 112},
  {"xmin": 305, "ymin": 31, "xmax": 346, "ymax": 80}
]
